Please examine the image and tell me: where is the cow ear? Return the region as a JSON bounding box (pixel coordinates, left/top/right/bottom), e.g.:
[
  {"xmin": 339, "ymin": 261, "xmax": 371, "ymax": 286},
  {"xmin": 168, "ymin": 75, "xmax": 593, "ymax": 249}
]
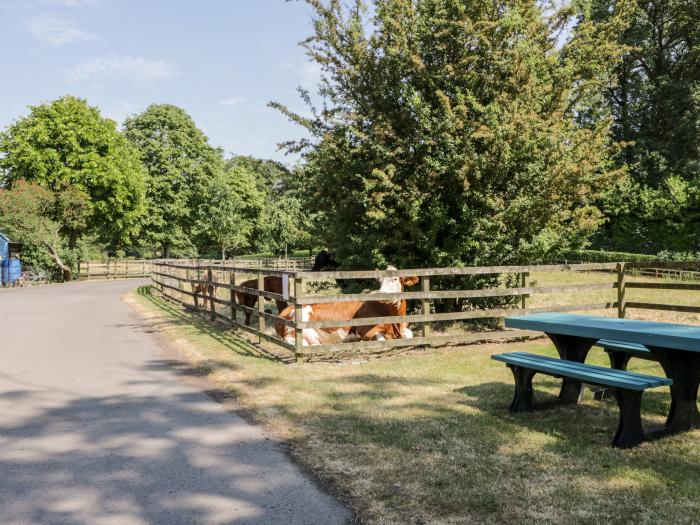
[{"xmin": 401, "ymin": 276, "xmax": 420, "ymax": 287}]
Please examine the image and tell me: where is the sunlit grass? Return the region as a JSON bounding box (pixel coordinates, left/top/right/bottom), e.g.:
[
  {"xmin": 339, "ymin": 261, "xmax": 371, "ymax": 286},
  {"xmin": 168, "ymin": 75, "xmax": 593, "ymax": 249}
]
[{"xmin": 131, "ymin": 284, "xmax": 700, "ymax": 524}]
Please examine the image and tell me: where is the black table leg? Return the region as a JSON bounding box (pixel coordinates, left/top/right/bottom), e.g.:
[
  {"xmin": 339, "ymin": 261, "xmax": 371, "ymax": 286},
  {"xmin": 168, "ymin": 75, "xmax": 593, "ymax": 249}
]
[
  {"xmin": 508, "ymin": 365, "xmax": 536, "ymax": 412},
  {"xmin": 647, "ymin": 346, "xmax": 700, "ymax": 434},
  {"xmin": 546, "ymin": 333, "xmax": 597, "ymax": 404}
]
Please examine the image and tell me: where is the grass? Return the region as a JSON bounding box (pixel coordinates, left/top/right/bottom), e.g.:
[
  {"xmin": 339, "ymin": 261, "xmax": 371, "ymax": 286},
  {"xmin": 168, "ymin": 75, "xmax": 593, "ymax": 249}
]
[{"xmin": 129, "ymin": 278, "xmax": 700, "ymax": 525}]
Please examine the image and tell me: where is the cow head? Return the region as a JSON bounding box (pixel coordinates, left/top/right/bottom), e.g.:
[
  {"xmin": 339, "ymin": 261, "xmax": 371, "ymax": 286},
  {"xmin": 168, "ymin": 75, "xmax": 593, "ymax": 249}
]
[{"xmin": 376, "ymin": 265, "xmax": 419, "ymax": 293}]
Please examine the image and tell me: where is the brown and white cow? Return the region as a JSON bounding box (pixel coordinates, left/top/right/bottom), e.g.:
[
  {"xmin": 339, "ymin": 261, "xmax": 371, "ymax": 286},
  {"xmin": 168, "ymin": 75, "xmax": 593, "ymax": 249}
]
[
  {"xmin": 275, "ymin": 267, "xmax": 419, "ymax": 346},
  {"xmin": 235, "ymin": 276, "xmax": 289, "ymax": 325}
]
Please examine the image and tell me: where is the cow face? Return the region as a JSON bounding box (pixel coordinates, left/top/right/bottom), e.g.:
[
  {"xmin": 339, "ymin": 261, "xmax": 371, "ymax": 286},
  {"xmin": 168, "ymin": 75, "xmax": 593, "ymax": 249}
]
[{"xmin": 375, "ymin": 266, "xmax": 419, "ymax": 293}]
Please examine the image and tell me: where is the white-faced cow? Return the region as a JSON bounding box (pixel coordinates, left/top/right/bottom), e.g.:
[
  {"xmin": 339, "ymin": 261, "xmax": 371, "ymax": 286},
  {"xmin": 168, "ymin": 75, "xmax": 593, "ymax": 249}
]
[{"xmin": 275, "ymin": 266, "xmax": 419, "ymax": 346}]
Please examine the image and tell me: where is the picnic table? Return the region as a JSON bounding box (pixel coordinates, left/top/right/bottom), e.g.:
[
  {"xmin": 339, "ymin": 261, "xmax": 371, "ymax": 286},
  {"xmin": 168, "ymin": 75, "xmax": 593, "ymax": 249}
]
[{"xmin": 504, "ymin": 313, "xmax": 700, "ymax": 438}]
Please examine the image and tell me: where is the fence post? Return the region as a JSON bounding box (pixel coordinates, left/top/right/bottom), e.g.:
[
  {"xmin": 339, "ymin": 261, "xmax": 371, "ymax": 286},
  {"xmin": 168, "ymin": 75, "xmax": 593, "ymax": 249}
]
[
  {"xmin": 208, "ymin": 265, "xmax": 216, "ymax": 321},
  {"xmin": 86, "ymin": 260, "xmax": 90, "ymax": 280},
  {"xmin": 178, "ymin": 266, "xmax": 186, "ymax": 305},
  {"xmin": 230, "ymin": 267, "xmax": 237, "ymax": 328},
  {"xmin": 422, "ymin": 276, "xmax": 431, "ymax": 338},
  {"xmin": 257, "ymin": 272, "xmax": 265, "ymax": 343},
  {"xmin": 617, "ymin": 262, "xmax": 626, "ymax": 318},
  {"xmin": 294, "ymin": 276, "xmax": 304, "ymax": 361},
  {"xmin": 521, "ymin": 272, "xmax": 529, "ymax": 310}
]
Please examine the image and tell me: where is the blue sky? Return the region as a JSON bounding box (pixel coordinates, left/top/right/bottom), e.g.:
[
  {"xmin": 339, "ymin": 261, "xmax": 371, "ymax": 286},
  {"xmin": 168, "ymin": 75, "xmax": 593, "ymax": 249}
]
[{"xmin": 0, "ymin": 0, "xmax": 320, "ymax": 164}]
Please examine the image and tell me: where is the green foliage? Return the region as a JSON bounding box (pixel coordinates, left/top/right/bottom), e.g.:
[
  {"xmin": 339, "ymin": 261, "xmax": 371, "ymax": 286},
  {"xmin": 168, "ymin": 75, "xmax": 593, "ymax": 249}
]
[
  {"xmin": 0, "ymin": 180, "xmax": 77, "ymax": 280},
  {"xmin": 0, "ymin": 95, "xmax": 146, "ymax": 249},
  {"xmin": 273, "ymin": 0, "xmax": 633, "ymax": 269},
  {"xmin": 123, "ymin": 104, "xmax": 224, "ymax": 257},
  {"xmin": 589, "ymin": 0, "xmax": 700, "ymax": 251},
  {"xmin": 561, "ymin": 249, "xmax": 656, "ymax": 263},
  {"xmin": 195, "ymin": 163, "xmax": 266, "ymax": 258},
  {"xmin": 222, "ymin": 156, "xmax": 314, "ymax": 256},
  {"xmin": 656, "ymin": 250, "xmax": 700, "ymax": 262}
]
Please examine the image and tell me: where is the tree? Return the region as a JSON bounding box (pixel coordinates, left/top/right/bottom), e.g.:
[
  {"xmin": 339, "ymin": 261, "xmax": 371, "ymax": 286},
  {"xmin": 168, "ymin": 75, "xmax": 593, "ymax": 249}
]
[
  {"xmin": 589, "ymin": 0, "xmax": 700, "ymax": 252},
  {"xmin": 0, "ymin": 96, "xmax": 146, "ymax": 250},
  {"xmin": 0, "ymin": 180, "xmax": 79, "ymax": 280},
  {"xmin": 123, "ymin": 104, "xmax": 224, "ymax": 257},
  {"xmin": 272, "ymin": 0, "xmax": 633, "ymax": 269},
  {"xmin": 195, "ymin": 164, "xmax": 265, "ymax": 258}
]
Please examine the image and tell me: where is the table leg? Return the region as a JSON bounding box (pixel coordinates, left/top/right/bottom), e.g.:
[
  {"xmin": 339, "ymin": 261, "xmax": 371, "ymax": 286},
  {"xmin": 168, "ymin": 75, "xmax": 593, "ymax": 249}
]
[
  {"xmin": 647, "ymin": 346, "xmax": 700, "ymax": 434},
  {"xmin": 546, "ymin": 333, "xmax": 597, "ymax": 404}
]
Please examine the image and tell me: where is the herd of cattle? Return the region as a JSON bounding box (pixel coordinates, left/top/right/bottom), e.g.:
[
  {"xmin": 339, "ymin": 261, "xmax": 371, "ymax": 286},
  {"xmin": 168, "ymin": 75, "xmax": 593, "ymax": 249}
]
[{"xmin": 192, "ymin": 251, "xmax": 421, "ymax": 347}]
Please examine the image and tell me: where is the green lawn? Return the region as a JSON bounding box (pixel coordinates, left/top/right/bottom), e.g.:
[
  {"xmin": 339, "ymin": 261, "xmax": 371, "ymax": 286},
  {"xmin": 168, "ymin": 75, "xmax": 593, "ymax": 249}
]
[{"xmin": 130, "ymin": 282, "xmax": 700, "ymax": 524}]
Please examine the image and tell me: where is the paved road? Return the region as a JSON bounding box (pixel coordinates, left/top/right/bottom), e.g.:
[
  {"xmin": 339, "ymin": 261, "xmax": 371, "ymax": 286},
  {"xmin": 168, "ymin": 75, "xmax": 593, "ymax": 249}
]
[{"xmin": 0, "ymin": 280, "xmax": 351, "ymax": 525}]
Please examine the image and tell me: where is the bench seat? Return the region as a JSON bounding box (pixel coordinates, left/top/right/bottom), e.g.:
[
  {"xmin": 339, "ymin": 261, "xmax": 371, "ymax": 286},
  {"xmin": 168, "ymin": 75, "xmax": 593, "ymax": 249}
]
[
  {"xmin": 595, "ymin": 339, "xmax": 656, "ymax": 370},
  {"xmin": 492, "ymin": 352, "xmax": 672, "ymax": 448}
]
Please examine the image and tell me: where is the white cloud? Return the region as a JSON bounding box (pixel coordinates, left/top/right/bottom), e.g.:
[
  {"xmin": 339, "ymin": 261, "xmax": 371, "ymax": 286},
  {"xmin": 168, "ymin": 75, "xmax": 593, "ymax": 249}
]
[
  {"xmin": 64, "ymin": 55, "xmax": 175, "ymax": 83},
  {"xmin": 220, "ymin": 96, "xmax": 246, "ymax": 108},
  {"xmin": 27, "ymin": 15, "xmax": 95, "ymax": 46}
]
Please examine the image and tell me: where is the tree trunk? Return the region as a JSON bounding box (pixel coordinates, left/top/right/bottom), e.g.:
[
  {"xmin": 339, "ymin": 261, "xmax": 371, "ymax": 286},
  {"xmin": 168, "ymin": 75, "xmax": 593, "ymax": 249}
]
[
  {"xmin": 222, "ymin": 242, "xmax": 226, "ymax": 260},
  {"xmin": 43, "ymin": 240, "xmax": 72, "ymax": 282}
]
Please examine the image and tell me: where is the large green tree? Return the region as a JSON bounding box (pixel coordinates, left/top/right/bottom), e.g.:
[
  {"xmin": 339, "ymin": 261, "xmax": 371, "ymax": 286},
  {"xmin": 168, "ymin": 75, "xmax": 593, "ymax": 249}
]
[
  {"xmin": 195, "ymin": 163, "xmax": 266, "ymax": 258},
  {"xmin": 273, "ymin": 0, "xmax": 633, "ymax": 268},
  {"xmin": 590, "ymin": 0, "xmax": 700, "ymax": 252},
  {"xmin": 0, "ymin": 95, "xmax": 146, "ymax": 249},
  {"xmin": 123, "ymin": 104, "xmax": 224, "ymax": 257}
]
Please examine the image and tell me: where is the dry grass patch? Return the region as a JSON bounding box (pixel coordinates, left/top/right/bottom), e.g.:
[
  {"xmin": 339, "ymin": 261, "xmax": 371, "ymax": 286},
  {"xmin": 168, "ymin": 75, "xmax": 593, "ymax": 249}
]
[{"xmin": 128, "ymin": 285, "xmax": 700, "ymax": 524}]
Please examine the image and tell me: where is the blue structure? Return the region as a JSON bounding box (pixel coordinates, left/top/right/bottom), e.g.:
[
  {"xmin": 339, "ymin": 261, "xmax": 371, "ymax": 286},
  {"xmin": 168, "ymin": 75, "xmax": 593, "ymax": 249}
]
[
  {"xmin": 0, "ymin": 232, "xmax": 8, "ymax": 261},
  {"xmin": 1, "ymin": 259, "xmax": 22, "ymax": 286},
  {"xmin": 0, "ymin": 232, "xmax": 23, "ymax": 286}
]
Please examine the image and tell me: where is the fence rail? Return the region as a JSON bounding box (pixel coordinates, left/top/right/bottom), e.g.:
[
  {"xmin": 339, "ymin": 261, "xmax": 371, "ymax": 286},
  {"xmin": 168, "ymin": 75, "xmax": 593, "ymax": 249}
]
[
  {"xmin": 79, "ymin": 259, "xmax": 153, "ymax": 280},
  {"xmin": 148, "ymin": 259, "xmax": 700, "ymax": 361}
]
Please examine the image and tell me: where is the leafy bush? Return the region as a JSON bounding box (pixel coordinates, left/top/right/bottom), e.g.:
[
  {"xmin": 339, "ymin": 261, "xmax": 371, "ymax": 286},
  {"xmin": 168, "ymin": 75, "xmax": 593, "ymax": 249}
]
[
  {"xmin": 560, "ymin": 249, "xmax": 657, "ymax": 263},
  {"xmin": 656, "ymin": 250, "xmax": 700, "ymax": 262}
]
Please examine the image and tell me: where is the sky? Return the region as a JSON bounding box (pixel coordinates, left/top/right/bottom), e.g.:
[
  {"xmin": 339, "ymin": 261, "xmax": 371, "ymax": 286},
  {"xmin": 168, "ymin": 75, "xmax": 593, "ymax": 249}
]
[{"xmin": 0, "ymin": 0, "xmax": 321, "ymax": 164}]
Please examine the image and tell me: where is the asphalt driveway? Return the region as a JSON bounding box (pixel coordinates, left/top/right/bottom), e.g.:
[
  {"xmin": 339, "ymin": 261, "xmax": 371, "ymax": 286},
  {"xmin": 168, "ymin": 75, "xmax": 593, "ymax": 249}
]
[{"xmin": 0, "ymin": 280, "xmax": 351, "ymax": 525}]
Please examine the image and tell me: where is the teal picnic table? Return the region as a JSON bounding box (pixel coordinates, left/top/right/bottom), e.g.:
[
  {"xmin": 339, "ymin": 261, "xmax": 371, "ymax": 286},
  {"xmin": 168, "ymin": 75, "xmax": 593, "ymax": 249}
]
[{"xmin": 505, "ymin": 313, "xmax": 700, "ymax": 438}]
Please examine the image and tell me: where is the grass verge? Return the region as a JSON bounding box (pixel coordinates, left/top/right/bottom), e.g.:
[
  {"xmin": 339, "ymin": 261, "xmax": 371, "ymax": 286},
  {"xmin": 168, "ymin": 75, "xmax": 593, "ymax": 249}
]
[{"xmin": 128, "ymin": 285, "xmax": 700, "ymax": 524}]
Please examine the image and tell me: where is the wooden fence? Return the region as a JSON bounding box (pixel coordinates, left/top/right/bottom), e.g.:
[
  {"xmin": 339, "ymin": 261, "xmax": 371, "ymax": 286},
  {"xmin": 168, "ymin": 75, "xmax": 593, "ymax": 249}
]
[
  {"xmin": 78, "ymin": 256, "xmax": 314, "ymax": 281},
  {"xmin": 79, "ymin": 259, "xmax": 153, "ymax": 280},
  {"xmin": 149, "ymin": 259, "xmax": 700, "ymax": 361}
]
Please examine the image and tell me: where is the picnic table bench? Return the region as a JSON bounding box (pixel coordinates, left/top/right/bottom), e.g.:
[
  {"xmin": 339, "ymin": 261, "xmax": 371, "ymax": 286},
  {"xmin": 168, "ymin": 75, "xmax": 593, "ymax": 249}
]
[
  {"xmin": 596, "ymin": 339, "xmax": 654, "ymax": 370},
  {"xmin": 492, "ymin": 352, "xmax": 672, "ymax": 447},
  {"xmin": 494, "ymin": 313, "xmax": 700, "ymax": 446}
]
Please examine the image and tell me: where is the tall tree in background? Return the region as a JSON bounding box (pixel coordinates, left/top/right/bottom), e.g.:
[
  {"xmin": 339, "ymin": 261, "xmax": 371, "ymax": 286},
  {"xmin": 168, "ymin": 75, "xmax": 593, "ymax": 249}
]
[
  {"xmin": 591, "ymin": 0, "xmax": 700, "ymax": 252},
  {"xmin": 273, "ymin": 0, "xmax": 633, "ymax": 268},
  {"xmin": 123, "ymin": 104, "xmax": 224, "ymax": 257},
  {"xmin": 195, "ymin": 163, "xmax": 265, "ymax": 258},
  {"xmin": 0, "ymin": 96, "xmax": 146, "ymax": 250},
  {"xmin": 225, "ymin": 156, "xmax": 313, "ymax": 255}
]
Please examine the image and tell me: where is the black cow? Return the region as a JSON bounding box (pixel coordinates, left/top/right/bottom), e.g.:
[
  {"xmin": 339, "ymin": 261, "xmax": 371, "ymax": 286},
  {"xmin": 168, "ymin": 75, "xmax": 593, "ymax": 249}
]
[{"xmin": 311, "ymin": 250, "xmax": 340, "ymax": 272}]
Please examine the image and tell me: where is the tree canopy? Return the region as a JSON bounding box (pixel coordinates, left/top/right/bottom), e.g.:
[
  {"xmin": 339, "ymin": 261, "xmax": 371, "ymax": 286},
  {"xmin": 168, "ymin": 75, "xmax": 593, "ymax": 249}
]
[
  {"xmin": 0, "ymin": 95, "xmax": 146, "ymax": 249},
  {"xmin": 273, "ymin": 0, "xmax": 634, "ymax": 268},
  {"xmin": 123, "ymin": 104, "xmax": 224, "ymax": 257},
  {"xmin": 590, "ymin": 0, "xmax": 700, "ymax": 252}
]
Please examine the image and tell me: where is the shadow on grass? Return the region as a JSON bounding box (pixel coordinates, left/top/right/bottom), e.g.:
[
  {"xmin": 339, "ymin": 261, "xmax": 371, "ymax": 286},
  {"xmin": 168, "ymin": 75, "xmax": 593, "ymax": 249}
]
[
  {"xmin": 134, "ymin": 284, "xmax": 700, "ymax": 523},
  {"xmin": 136, "ymin": 286, "xmax": 291, "ymax": 363}
]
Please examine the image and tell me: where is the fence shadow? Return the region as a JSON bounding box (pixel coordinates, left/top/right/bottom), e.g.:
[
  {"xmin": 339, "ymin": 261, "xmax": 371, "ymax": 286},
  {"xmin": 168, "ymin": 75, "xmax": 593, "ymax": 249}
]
[{"xmin": 137, "ymin": 286, "xmax": 292, "ymax": 363}]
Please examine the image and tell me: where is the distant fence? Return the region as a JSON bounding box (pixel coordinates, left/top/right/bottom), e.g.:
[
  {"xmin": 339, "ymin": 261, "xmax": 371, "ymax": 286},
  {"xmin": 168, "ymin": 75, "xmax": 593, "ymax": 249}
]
[
  {"xmin": 79, "ymin": 259, "xmax": 153, "ymax": 280},
  {"xmin": 78, "ymin": 256, "xmax": 314, "ymax": 281}
]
